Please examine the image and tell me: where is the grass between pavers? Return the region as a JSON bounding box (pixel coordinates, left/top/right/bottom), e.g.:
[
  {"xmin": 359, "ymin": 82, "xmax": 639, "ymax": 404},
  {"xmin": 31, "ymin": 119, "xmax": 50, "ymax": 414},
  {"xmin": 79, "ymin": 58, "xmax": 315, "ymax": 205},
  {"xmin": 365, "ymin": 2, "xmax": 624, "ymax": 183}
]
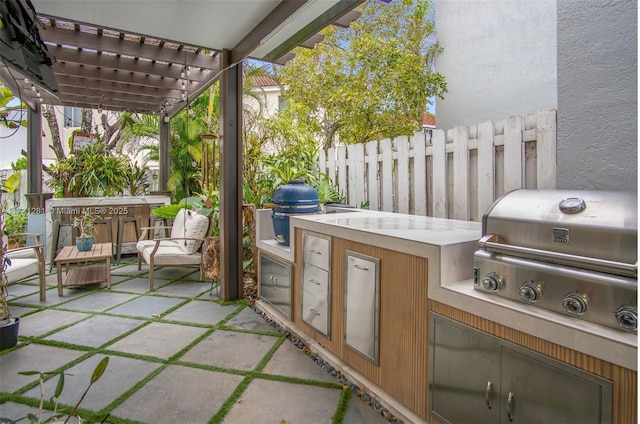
[
  {"xmin": 333, "ymin": 386, "xmax": 353, "ymax": 424},
  {"xmin": 2, "ymin": 277, "xmax": 356, "ymax": 424}
]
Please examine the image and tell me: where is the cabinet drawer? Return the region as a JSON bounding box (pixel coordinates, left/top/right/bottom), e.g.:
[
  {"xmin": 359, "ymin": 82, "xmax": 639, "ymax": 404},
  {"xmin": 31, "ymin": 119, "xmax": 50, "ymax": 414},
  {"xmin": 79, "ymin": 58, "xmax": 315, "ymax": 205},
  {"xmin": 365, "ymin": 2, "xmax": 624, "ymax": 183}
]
[
  {"xmin": 302, "ymin": 264, "xmax": 329, "ymax": 298},
  {"xmin": 302, "ymin": 290, "xmax": 329, "ymax": 335},
  {"xmin": 303, "ymin": 232, "xmax": 330, "ymax": 270},
  {"xmin": 259, "ymin": 253, "xmax": 292, "ymax": 319}
]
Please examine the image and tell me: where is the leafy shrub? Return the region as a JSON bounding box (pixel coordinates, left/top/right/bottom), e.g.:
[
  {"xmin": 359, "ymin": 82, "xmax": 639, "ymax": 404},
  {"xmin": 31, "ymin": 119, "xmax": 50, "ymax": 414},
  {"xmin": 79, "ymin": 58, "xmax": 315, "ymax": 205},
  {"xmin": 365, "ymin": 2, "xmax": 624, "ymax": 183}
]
[
  {"xmin": 10, "ymin": 157, "xmax": 27, "ymax": 171},
  {"xmin": 4, "ymin": 208, "xmax": 28, "ymax": 235},
  {"xmin": 151, "ymin": 203, "xmax": 193, "ymax": 219},
  {"xmin": 126, "ymin": 160, "xmax": 150, "ymax": 196},
  {"xmin": 46, "ymin": 144, "xmax": 132, "ymax": 197}
]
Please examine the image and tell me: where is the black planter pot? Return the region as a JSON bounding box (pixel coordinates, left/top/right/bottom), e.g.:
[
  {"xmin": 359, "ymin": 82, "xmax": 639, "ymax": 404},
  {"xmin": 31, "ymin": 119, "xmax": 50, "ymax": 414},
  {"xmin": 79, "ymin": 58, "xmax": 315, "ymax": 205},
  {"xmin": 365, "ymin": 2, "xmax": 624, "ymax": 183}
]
[{"xmin": 0, "ymin": 317, "xmax": 20, "ymax": 350}]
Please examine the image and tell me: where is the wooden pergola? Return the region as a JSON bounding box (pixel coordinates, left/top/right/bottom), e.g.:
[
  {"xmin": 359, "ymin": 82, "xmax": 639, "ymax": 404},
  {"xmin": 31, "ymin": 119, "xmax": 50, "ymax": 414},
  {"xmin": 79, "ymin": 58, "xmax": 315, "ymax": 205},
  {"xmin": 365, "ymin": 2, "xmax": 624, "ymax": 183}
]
[{"xmin": 0, "ymin": 0, "xmax": 365, "ymax": 301}]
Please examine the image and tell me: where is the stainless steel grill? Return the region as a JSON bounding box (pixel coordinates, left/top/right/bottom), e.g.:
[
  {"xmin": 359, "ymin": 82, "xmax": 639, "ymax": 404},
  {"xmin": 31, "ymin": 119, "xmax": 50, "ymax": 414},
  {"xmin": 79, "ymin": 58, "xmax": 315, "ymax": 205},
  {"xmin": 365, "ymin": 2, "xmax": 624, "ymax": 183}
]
[{"xmin": 473, "ymin": 189, "xmax": 637, "ymax": 332}]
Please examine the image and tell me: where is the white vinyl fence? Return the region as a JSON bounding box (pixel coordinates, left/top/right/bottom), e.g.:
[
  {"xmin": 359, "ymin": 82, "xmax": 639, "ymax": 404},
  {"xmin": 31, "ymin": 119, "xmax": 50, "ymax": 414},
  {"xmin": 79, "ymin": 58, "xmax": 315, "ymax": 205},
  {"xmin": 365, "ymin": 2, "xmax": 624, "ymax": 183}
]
[{"xmin": 317, "ymin": 109, "xmax": 557, "ymax": 222}]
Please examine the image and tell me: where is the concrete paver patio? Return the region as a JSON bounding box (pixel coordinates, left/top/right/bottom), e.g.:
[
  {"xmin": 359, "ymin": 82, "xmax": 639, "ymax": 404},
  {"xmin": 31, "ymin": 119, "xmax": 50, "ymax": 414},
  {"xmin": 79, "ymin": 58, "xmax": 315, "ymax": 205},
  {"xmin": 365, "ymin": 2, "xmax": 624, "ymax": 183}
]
[{"xmin": 0, "ymin": 258, "xmax": 395, "ymax": 424}]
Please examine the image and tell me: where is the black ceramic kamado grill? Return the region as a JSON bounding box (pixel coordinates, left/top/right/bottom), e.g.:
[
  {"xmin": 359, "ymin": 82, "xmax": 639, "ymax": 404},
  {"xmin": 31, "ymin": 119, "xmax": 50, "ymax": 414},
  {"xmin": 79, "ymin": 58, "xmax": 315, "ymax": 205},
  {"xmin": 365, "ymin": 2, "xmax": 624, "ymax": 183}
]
[{"xmin": 473, "ymin": 189, "xmax": 637, "ymax": 333}]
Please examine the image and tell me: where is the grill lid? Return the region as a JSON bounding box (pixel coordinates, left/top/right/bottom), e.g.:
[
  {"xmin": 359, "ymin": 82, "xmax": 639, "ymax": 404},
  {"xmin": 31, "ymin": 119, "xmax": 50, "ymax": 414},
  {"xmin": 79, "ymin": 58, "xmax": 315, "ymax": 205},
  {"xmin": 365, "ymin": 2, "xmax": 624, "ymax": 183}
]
[
  {"xmin": 272, "ymin": 179, "xmax": 320, "ymax": 208},
  {"xmin": 480, "ymin": 189, "xmax": 637, "ymax": 276}
]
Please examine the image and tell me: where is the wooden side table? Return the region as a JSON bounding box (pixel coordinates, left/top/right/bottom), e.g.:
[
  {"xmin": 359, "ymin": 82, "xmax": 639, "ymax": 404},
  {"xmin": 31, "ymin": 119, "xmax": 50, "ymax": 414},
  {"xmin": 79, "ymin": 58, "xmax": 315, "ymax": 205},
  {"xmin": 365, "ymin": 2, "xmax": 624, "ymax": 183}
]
[{"xmin": 54, "ymin": 243, "xmax": 112, "ymax": 296}]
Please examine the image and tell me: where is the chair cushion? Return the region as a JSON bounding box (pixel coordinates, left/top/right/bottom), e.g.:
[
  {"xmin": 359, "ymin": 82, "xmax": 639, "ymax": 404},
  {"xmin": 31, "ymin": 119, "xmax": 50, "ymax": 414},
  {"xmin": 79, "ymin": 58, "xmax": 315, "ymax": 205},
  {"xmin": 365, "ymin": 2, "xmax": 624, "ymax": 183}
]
[
  {"xmin": 170, "ymin": 209, "xmax": 209, "ymax": 254},
  {"xmin": 7, "ymin": 247, "xmax": 38, "ymax": 260},
  {"xmin": 6, "ymin": 257, "xmax": 40, "ymax": 283},
  {"xmin": 136, "ymin": 239, "xmax": 181, "ymax": 251},
  {"xmin": 137, "ymin": 242, "xmax": 202, "ymax": 266}
]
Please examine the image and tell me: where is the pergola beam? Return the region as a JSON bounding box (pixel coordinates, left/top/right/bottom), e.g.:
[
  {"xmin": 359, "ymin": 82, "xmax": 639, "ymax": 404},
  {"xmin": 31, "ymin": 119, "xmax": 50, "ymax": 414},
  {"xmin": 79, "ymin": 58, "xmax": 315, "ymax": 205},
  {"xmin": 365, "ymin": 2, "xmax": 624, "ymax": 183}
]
[
  {"xmin": 53, "ymin": 63, "xmax": 186, "ymax": 89},
  {"xmin": 230, "ymin": 0, "xmax": 307, "ymax": 64},
  {"xmin": 262, "ymin": 0, "xmax": 365, "ymax": 62},
  {"xmin": 55, "ymin": 81, "xmax": 181, "ymax": 104},
  {"xmin": 51, "ymin": 93, "xmax": 161, "ymax": 113},
  {"xmin": 48, "ymin": 46, "xmax": 215, "ymax": 82},
  {"xmin": 40, "ymin": 24, "xmax": 216, "ymax": 68}
]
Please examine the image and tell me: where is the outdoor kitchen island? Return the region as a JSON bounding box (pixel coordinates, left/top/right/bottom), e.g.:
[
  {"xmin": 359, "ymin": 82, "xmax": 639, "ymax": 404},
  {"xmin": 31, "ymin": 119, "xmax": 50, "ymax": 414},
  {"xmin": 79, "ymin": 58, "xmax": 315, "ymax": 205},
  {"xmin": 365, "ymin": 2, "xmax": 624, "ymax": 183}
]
[{"xmin": 255, "ymin": 209, "xmax": 637, "ymax": 424}]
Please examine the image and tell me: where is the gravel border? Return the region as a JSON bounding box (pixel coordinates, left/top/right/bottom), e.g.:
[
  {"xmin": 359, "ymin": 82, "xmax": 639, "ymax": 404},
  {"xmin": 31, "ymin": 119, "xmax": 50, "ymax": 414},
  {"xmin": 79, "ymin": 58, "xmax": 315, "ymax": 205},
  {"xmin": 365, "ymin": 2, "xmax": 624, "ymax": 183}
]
[{"xmin": 251, "ymin": 305, "xmax": 404, "ymax": 424}]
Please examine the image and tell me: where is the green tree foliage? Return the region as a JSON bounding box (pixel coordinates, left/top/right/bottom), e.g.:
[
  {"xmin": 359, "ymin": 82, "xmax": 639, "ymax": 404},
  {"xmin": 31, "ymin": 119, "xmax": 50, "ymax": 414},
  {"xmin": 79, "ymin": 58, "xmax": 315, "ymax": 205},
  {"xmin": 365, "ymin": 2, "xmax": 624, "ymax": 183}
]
[
  {"xmin": 0, "ymin": 83, "xmax": 26, "ymax": 128},
  {"xmin": 278, "ymin": 0, "xmax": 446, "ymax": 149},
  {"xmin": 131, "ymin": 106, "xmax": 205, "ymax": 202}
]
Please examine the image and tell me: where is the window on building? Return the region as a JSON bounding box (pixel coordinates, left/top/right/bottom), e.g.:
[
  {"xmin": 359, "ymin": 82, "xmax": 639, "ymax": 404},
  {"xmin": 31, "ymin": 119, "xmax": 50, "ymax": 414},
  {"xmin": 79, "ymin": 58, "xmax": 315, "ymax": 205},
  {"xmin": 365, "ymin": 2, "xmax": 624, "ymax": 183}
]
[
  {"xmin": 278, "ymin": 95, "xmax": 288, "ymax": 111},
  {"xmin": 63, "ymin": 106, "xmax": 82, "ymax": 128}
]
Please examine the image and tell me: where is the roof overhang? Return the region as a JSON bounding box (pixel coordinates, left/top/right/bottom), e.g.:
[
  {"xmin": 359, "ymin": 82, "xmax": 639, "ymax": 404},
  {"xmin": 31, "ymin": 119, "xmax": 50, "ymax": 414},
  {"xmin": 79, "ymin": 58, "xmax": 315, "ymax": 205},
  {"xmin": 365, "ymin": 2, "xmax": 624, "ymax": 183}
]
[{"xmin": 0, "ymin": 0, "xmax": 364, "ymax": 115}]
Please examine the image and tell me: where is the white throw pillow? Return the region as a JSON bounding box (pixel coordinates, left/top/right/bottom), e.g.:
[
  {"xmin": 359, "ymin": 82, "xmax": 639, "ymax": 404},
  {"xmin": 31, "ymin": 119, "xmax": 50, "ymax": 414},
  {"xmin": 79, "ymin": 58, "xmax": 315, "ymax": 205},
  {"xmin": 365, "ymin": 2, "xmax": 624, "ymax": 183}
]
[{"xmin": 171, "ymin": 209, "xmax": 209, "ymax": 254}]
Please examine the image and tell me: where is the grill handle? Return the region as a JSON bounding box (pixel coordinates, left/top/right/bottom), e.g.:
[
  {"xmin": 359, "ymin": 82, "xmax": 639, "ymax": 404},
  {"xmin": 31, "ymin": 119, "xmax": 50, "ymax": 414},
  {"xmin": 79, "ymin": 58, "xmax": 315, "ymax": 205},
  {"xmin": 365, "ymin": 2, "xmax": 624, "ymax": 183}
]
[{"xmin": 478, "ymin": 234, "xmax": 637, "ymax": 277}]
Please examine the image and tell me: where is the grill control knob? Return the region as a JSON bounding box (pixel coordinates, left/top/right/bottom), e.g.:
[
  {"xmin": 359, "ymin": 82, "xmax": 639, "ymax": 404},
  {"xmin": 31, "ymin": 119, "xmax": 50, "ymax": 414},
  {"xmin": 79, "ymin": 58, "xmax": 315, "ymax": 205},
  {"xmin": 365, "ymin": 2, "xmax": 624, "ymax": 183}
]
[
  {"xmin": 562, "ymin": 293, "xmax": 589, "ymax": 316},
  {"xmin": 482, "ymin": 273, "xmax": 504, "ymax": 293},
  {"xmin": 519, "ymin": 281, "xmax": 542, "ymax": 303},
  {"xmin": 615, "ymin": 306, "xmax": 638, "ymax": 332}
]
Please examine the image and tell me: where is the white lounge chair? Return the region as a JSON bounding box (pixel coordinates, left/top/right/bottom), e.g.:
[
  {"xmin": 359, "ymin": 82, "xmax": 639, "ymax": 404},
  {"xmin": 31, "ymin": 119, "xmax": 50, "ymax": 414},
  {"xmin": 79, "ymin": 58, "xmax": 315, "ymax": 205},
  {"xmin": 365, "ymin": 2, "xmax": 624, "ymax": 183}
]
[
  {"xmin": 5, "ymin": 233, "xmax": 46, "ymax": 301},
  {"xmin": 136, "ymin": 209, "xmax": 212, "ymax": 291}
]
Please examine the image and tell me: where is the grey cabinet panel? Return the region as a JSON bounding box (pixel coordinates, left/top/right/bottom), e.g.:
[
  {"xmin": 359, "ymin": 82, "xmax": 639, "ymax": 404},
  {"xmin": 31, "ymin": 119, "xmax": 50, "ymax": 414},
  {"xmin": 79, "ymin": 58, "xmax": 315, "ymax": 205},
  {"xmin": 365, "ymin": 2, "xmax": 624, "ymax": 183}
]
[
  {"xmin": 259, "ymin": 253, "xmax": 292, "ymax": 318},
  {"xmin": 431, "ymin": 319, "xmax": 501, "ymax": 424},
  {"xmin": 429, "ymin": 314, "xmax": 613, "ymax": 424},
  {"xmin": 344, "ymin": 251, "xmax": 380, "ymax": 363}
]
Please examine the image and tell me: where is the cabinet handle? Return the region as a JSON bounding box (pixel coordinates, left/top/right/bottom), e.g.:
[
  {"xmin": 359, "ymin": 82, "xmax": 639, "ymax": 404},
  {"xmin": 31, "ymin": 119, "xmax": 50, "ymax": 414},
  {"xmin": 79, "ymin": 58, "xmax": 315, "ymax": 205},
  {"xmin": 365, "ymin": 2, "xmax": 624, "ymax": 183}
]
[
  {"xmin": 485, "ymin": 381, "xmax": 493, "ymax": 409},
  {"xmin": 506, "ymin": 392, "xmax": 515, "ymax": 422},
  {"xmin": 352, "ymin": 263, "xmax": 370, "ymax": 271},
  {"xmin": 270, "ymin": 275, "xmax": 277, "ymax": 289},
  {"xmin": 308, "ymin": 307, "xmax": 320, "ymax": 316},
  {"xmin": 309, "ymin": 278, "xmax": 321, "ymax": 285},
  {"xmin": 310, "ymin": 249, "xmax": 323, "ymax": 255}
]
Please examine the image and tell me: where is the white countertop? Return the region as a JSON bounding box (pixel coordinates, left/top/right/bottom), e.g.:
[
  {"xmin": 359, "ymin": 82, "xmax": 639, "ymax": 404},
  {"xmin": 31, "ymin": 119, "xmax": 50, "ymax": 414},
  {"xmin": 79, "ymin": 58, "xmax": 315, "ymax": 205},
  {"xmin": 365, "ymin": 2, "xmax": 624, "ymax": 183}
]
[
  {"xmin": 295, "ymin": 210, "xmax": 481, "ymax": 246},
  {"xmin": 46, "ymin": 195, "xmax": 171, "ymax": 208},
  {"xmin": 257, "ymin": 208, "xmax": 638, "ymax": 370}
]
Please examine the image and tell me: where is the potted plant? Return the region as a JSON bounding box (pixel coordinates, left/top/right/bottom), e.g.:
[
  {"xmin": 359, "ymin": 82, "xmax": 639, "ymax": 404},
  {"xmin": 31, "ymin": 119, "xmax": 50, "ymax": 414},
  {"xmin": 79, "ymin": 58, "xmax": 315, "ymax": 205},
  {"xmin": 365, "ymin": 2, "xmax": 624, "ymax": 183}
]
[
  {"xmin": 0, "ymin": 192, "xmax": 20, "ymax": 350},
  {"xmin": 72, "ymin": 211, "xmax": 99, "ymax": 252}
]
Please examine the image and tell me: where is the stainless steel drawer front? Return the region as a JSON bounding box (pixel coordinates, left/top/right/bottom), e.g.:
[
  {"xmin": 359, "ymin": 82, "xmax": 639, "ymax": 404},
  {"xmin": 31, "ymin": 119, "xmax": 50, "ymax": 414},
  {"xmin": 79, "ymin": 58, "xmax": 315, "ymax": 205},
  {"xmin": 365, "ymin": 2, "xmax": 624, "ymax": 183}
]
[
  {"xmin": 302, "ymin": 264, "xmax": 329, "ymax": 298},
  {"xmin": 259, "ymin": 253, "xmax": 292, "ymax": 319},
  {"xmin": 302, "ymin": 290, "xmax": 329, "ymax": 335},
  {"xmin": 303, "ymin": 233, "xmax": 330, "ymax": 270},
  {"xmin": 301, "ymin": 231, "xmax": 332, "ymax": 337},
  {"xmin": 344, "ymin": 251, "xmax": 380, "ymax": 364}
]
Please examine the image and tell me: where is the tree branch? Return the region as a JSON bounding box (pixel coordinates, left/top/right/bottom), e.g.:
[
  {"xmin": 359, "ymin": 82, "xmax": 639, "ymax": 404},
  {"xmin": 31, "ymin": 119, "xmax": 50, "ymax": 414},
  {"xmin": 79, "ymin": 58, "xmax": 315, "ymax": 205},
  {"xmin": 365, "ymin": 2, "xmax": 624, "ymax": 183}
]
[{"xmin": 42, "ymin": 105, "xmax": 66, "ymax": 161}]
